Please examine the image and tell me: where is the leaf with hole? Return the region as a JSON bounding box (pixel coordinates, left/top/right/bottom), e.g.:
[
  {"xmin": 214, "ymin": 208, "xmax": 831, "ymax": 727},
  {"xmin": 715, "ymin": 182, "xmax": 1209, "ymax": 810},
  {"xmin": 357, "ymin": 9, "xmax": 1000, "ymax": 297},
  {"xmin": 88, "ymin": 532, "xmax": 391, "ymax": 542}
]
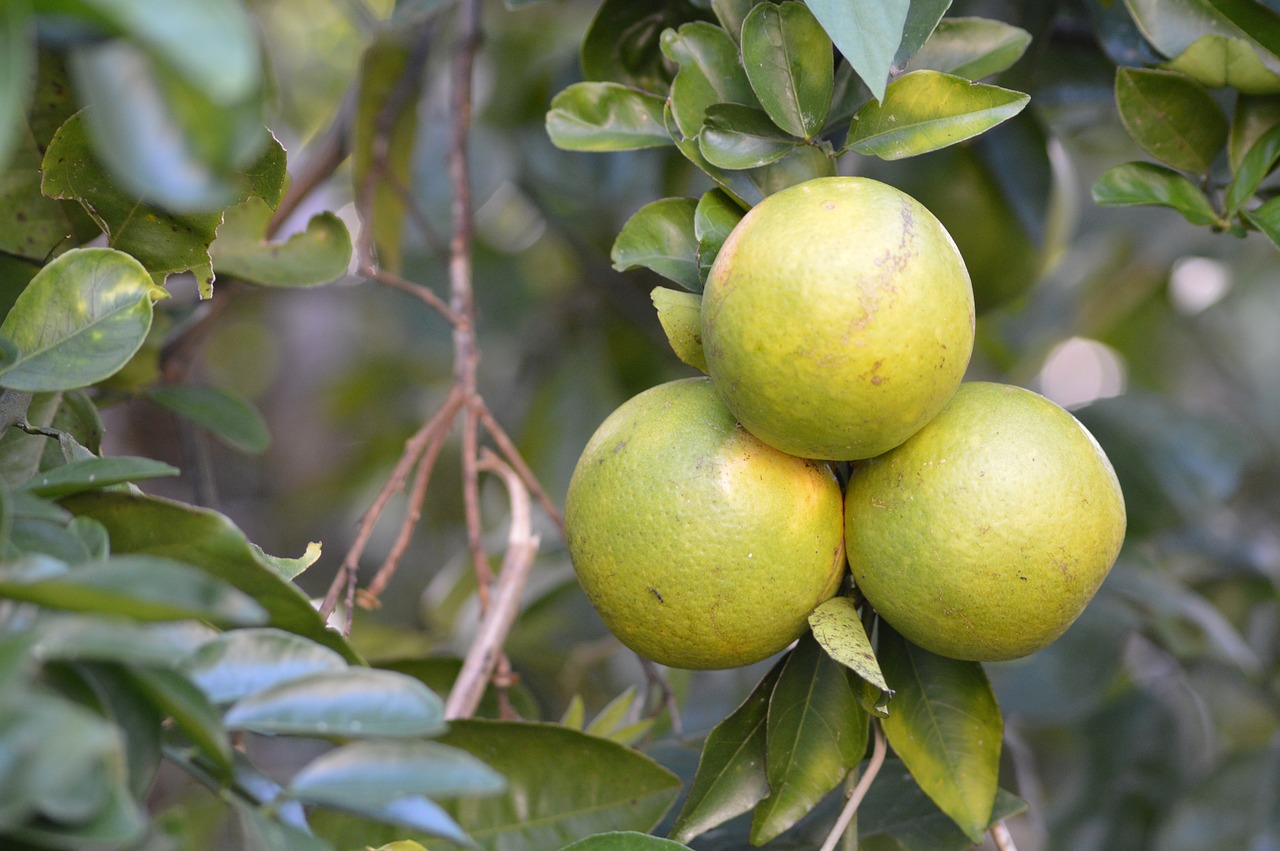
[
  {"xmin": 1091, "ymin": 161, "xmax": 1221, "ymax": 226},
  {"xmin": 750, "ymin": 633, "xmax": 869, "ymax": 845},
  {"xmin": 878, "ymin": 627, "xmax": 1002, "ymax": 843},
  {"xmin": 0, "ymin": 248, "xmax": 155, "ymax": 392},
  {"xmin": 547, "ymin": 82, "xmax": 671, "ymax": 151},
  {"xmin": 1115, "ymin": 67, "xmax": 1227, "ymax": 175},
  {"xmin": 611, "ymin": 198, "xmax": 700, "ymax": 291},
  {"xmin": 905, "ymin": 17, "xmax": 1031, "ymax": 80},
  {"xmin": 845, "ymin": 70, "xmax": 1028, "ymax": 159},
  {"xmin": 662, "ymin": 22, "xmax": 759, "ymax": 140},
  {"xmin": 670, "ymin": 659, "xmax": 780, "ymax": 843},
  {"xmin": 805, "ymin": 0, "xmax": 910, "ymax": 102},
  {"xmin": 741, "ymin": 2, "xmax": 833, "ymax": 140}
]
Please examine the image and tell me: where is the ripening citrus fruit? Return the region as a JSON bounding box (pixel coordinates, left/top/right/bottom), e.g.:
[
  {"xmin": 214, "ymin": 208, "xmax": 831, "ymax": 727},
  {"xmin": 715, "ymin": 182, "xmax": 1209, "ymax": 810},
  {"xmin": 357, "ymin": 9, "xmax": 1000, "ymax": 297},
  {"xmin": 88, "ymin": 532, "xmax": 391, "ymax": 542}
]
[
  {"xmin": 565, "ymin": 377, "xmax": 846, "ymax": 670},
  {"xmin": 701, "ymin": 176, "xmax": 975, "ymax": 461},
  {"xmin": 845, "ymin": 382, "xmax": 1127, "ymax": 661}
]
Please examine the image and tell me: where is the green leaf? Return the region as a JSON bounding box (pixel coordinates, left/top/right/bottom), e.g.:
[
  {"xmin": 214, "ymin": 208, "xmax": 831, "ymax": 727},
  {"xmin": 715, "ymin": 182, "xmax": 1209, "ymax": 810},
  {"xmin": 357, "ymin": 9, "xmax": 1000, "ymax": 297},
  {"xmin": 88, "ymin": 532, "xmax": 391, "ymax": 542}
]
[
  {"xmin": 125, "ymin": 664, "xmax": 233, "ymax": 774},
  {"xmin": 584, "ymin": 686, "xmax": 643, "ymax": 739},
  {"xmin": 711, "ymin": 0, "xmax": 761, "ymax": 42},
  {"xmin": 0, "ymin": 1, "xmax": 34, "ymax": 173},
  {"xmin": 611, "ymin": 198, "xmax": 701, "ymax": 291},
  {"xmin": 699, "ymin": 103, "xmax": 801, "ymax": 169},
  {"xmin": 1226, "ymin": 122, "xmax": 1280, "ymax": 217},
  {"xmin": 7, "ymin": 773, "xmax": 146, "ymax": 849},
  {"xmin": 352, "ymin": 30, "xmax": 422, "ymax": 274},
  {"xmin": 563, "ymin": 833, "xmax": 692, "ymax": 850},
  {"xmin": 1115, "ymin": 67, "xmax": 1227, "ymax": 175},
  {"xmin": 1091, "ymin": 161, "xmax": 1221, "ymax": 227},
  {"xmin": 747, "ymin": 142, "xmax": 837, "ymax": 196},
  {"xmin": 891, "ymin": 0, "xmax": 952, "ymax": 70},
  {"xmin": 41, "ymin": 112, "xmax": 284, "ymax": 295},
  {"xmin": 1243, "ymin": 194, "xmax": 1280, "ymax": 247},
  {"xmin": 317, "ymin": 795, "xmax": 471, "ymax": 847},
  {"xmin": 0, "ymin": 247, "xmax": 154, "ymax": 391},
  {"xmin": 846, "ymin": 70, "xmax": 1028, "ymax": 159},
  {"xmin": 1123, "ymin": 0, "xmax": 1280, "ymax": 64},
  {"xmin": 67, "ymin": 40, "xmax": 268, "ymax": 214},
  {"xmin": 651, "ymin": 287, "xmax": 707, "ymax": 373},
  {"xmin": 905, "ymin": 17, "xmax": 1032, "ymax": 80},
  {"xmin": 1164, "ymin": 34, "xmax": 1280, "ymax": 94},
  {"xmin": 71, "ymin": 662, "xmax": 164, "ymax": 800},
  {"xmin": 670, "ymin": 660, "xmax": 780, "ymax": 843},
  {"xmin": 0, "ymin": 554, "xmax": 267, "ymax": 626},
  {"xmin": 225, "ymin": 668, "xmax": 446, "ymax": 738},
  {"xmin": 693, "ymin": 188, "xmax": 744, "ymax": 284},
  {"xmin": 288, "ymin": 740, "xmax": 505, "ymax": 809},
  {"xmin": 1200, "ymin": 0, "xmax": 1280, "ymax": 63},
  {"xmin": 232, "ymin": 797, "xmax": 334, "ymax": 851},
  {"xmin": 62, "ymin": 491, "xmax": 359, "ymax": 662},
  {"xmin": 661, "ymin": 22, "xmax": 760, "ymax": 140},
  {"xmin": 580, "ymin": 0, "xmax": 710, "ymax": 93},
  {"xmin": 211, "ymin": 200, "xmax": 351, "ymax": 287},
  {"xmin": 50, "ymin": 389, "xmax": 105, "ymax": 455},
  {"xmin": 183, "ymin": 627, "xmax": 349, "ymax": 704},
  {"xmin": 808, "ymin": 596, "xmax": 893, "ymax": 714},
  {"xmin": 806, "ymin": 0, "xmax": 910, "ymax": 102},
  {"xmin": 859, "ymin": 764, "xmax": 1028, "ymax": 851},
  {"xmin": 21, "ymin": 455, "xmax": 178, "ymax": 497},
  {"xmin": 741, "ymin": 2, "xmax": 833, "ymax": 140},
  {"xmin": 878, "ymin": 628, "xmax": 1002, "ymax": 843},
  {"xmin": 146, "ymin": 383, "xmax": 270, "ymax": 455},
  {"xmin": 546, "ymin": 82, "xmax": 671, "ymax": 151},
  {"xmin": 665, "ymin": 103, "xmax": 762, "ymax": 207},
  {"xmin": 1230, "ymin": 94, "xmax": 1280, "ymax": 172},
  {"xmin": 253, "ymin": 540, "xmax": 323, "ymax": 581},
  {"xmin": 439, "ymin": 719, "xmax": 681, "ymax": 849},
  {"xmin": 750, "ymin": 633, "xmax": 869, "ymax": 845}
]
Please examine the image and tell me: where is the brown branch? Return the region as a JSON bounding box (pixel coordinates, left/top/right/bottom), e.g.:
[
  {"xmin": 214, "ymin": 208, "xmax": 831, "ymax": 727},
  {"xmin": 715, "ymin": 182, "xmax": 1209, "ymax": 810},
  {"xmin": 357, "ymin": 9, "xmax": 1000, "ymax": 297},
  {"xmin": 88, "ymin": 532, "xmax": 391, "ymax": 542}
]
[
  {"xmin": 991, "ymin": 820, "xmax": 1019, "ymax": 851},
  {"xmin": 476, "ymin": 400, "xmax": 565, "ymax": 536},
  {"xmin": 445, "ymin": 449, "xmax": 540, "ymax": 719},
  {"xmin": 360, "ymin": 263, "xmax": 460, "ymax": 324}
]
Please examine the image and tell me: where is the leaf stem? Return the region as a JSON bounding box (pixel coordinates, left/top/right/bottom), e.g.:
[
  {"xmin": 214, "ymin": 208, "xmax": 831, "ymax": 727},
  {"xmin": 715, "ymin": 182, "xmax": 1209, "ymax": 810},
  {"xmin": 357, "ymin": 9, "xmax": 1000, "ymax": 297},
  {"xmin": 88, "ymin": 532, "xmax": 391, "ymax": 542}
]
[{"xmin": 819, "ymin": 720, "xmax": 887, "ymax": 851}]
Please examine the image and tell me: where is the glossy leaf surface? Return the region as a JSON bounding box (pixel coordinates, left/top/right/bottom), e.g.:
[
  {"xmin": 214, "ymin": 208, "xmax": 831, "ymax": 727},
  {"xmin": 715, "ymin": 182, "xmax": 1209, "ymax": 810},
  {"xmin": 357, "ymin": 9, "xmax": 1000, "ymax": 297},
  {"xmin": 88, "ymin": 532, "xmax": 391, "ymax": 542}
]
[
  {"xmin": 1115, "ymin": 67, "xmax": 1227, "ymax": 175},
  {"xmin": 288, "ymin": 740, "xmax": 504, "ymax": 809},
  {"xmin": 546, "ymin": 83, "xmax": 671, "ymax": 151},
  {"xmin": 1091, "ymin": 161, "xmax": 1221, "ymax": 226},
  {"xmin": 662, "ymin": 22, "xmax": 759, "ymax": 139},
  {"xmin": 183, "ymin": 627, "xmax": 349, "ymax": 705},
  {"xmin": 806, "ymin": 0, "xmax": 910, "ymax": 102},
  {"xmin": 611, "ymin": 198, "xmax": 700, "ymax": 291},
  {"xmin": 699, "ymin": 103, "xmax": 800, "ymax": 169},
  {"xmin": 905, "ymin": 17, "xmax": 1032, "ymax": 80},
  {"xmin": 740, "ymin": 2, "xmax": 833, "ymax": 139}
]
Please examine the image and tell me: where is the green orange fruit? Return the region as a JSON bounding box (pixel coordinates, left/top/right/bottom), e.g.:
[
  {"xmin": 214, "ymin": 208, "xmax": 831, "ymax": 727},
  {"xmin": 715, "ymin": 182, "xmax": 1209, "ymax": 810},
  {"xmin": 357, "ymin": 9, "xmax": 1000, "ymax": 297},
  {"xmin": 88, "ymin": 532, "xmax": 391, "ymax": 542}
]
[
  {"xmin": 564, "ymin": 377, "xmax": 846, "ymax": 670},
  {"xmin": 845, "ymin": 382, "xmax": 1127, "ymax": 661},
  {"xmin": 701, "ymin": 176, "xmax": 975, "ymax": 461}
]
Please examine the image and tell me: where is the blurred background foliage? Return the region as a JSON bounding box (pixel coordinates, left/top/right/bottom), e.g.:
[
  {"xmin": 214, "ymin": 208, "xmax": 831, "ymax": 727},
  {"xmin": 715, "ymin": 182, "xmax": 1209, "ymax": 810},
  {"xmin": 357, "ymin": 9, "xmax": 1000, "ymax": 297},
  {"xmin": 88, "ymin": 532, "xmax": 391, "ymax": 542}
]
[{"xmin": 4, "ymin": 0, "xmax": 1280, "ymax": 848}]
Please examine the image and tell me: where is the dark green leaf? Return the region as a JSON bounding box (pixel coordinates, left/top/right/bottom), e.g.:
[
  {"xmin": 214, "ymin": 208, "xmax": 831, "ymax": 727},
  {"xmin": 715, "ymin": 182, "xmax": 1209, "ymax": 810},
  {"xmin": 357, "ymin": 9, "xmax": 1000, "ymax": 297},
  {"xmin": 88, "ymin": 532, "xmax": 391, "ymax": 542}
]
[
  {"xmin": 1229, "ymin": 94, "xmax": 1280, "ymax": 172},
  {"xmin": 1122, "ymin": 0, "xmax": 1268, "ymax": 61},
  {"xmin": 1164, "ymin": 34, "xmax": 1280, "ymax": 94},
  {"xmin": 892, "ymin": 0, "xmax": 952, "ymax": 70},
  {"xmin": 1201, "ymin": 0, "xmax": 1280, "ymax": 63},
  {"xmin": 1226, "ymin": 122, "xmax": 1280, "ymax": 217},
  {"xmin": 1115, "ymin": 67, "xmax": 1227, "ymax": 175},
  {"xmin": 750, "ymin": 633, "xmax": 869, "ymax": 845},
  {"xmin": 693, "ymin": 188, "xmax": 744, "ymax": 284},
  {"xmin": 71, "ymin": 662, "xmax": 165, "ymax": 800},
  {"xmin": 288, "ymin": 740, "xmax": 504, "ymax": 809},
  {"xmin": 225, "ymin": 668, "xmax": 446, "ymax": 738},
  {"xmin": 0, "ymin": 247, "xmax": 154, "ymax": 391},
  {"xmin": 651, "ymin": 286, "xmax": 707, "ymax": 373},
  {"xmin": 808, "ymin": 596, "xmax": 892, "ymax": 713},
  {"xmin": 611, "ymin": 197, "xmax": 700, "ymax": 291},
  {"xmin": 147, "ymin": 384, "xmax": 270, "ymax": 455},
  {"xmin": 232, "ymin": 798, "xmax": 334, "ymax": 851},
  {"xmin": 0, "ymin": 1, "xmax": 34, "ymax": 172},
  {"xmin": 860, "ymin": 763, "xmax": 1027, "ymax": 851},
  {"xmin": 49, "ymin": 390, "xmax": 104, "ymax": 455},
  {"xmin": 699, "ymin": 103, "xmax": 801, "ymax": 169},
  {"xmin": 30, "ymin": 616, "xmax": 196, "ymax": 668},
  {"xmin": 905, "ymin": 17, "xmax": 1032, "ymax": 80},
  {"xmin": 741, "ymin": 2, "xmax": 833, "ymax": 139},
  {"xmin": 125, "ymin": 664, "xmax": 233, "ymax": 774},
  {"xmin": 68, "ymin": 40, "xmax": 268, "ymax": 214},
  {"xmin": 746, "ymin": 142, "xmax": 837, "ymax": 195},
  {"xmin": 352, "ymin": 30, "xmax": 422, "ymax": 274},
  {"xmin": 581, "ymin": 0, "xmax": 711, "ymax": 92},
  {"xmin": 21, "ymin": 455, "xmax": 178, "ymax": 497},
  {"xmin": 563, "ymin": 833, "xmax": 692, "ymax": 850},
  {"xmin": 666, "ymin": 103, "xmax": 761, "ymax": 207},
  {"xmin": 661, "ymin": 22, "xmax": 759, "ymax": 139},
  {"xmin": 711, "ymin": 0, "xmax": 762, "ymax": 42},
  {"xmin": 670, "ymin": 660, "xmax": 780, "ymax": 843},
  {"xmin": 1244, "ymin": 194, "xmax": 1280, "ymax": 246},
  {"xmin": 211, "ymin": 201, "xmax": 351, "ymax": 288},
  {"xmin": 806, "ymin": 0, "xmax": 910, "ymax": 102},
  {"xmin": 182, "ymin": 627, "xmax": 348, "ymax": 704},
  {"xmin": 878, "ymin": 628, "xmax": 1002, "ymax": 843},
  {"xmin": 1091, "ymin": 161, "xmax": 1221, "ymax": 226},
  {"xmin": 62, "ymin": 491, "xmax": 359, "ymax": 661},
  {"xmin": 0, "ymin": 554, "xmax": 267, "ymax": 626},
  {"xmin": 846, "ymin": 70, "xmax": 1028, "ymax": 159},
  {"xmin": 439, "ymin": 719, "xmax": 681, "ymax": 849},
  {"xmin": 546, "ymin": 82, "xmax": 671, "ymax": 151},
  {"xmin": 7, "ymin": 774, "xmax": 146, "ymax": 849},
  {"xmin": 314, "ymin": 795, "xmax": 470, "ymax": 847}
]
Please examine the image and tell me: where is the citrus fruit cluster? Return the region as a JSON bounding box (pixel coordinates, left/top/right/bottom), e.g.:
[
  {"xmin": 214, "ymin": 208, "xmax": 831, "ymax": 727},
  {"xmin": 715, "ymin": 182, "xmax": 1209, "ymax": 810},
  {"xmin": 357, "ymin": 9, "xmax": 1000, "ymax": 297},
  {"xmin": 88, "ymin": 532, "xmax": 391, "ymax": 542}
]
[{"xmin": 566, "ymin": 176, "xmax": 1126, "ymax": 670}]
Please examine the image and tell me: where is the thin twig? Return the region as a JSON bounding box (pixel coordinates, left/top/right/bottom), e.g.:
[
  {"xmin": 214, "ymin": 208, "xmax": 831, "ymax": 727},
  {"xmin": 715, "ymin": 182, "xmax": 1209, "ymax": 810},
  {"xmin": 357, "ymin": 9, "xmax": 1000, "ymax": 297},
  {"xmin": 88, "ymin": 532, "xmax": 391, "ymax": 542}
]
[
  {"xmin": 639, "ymin": 657, "xmax": 683, "ymax": 740},
  {"xmin": 476, "ymin": 400, "xmax": 565, "ymax": 536},
  {"xmin": 360, "ymin": 264, "xmax": 460, "ymax": 324},
  {"xmin": 445, "ymin": 449, "xmax": 540, "ymax": 719},
  {"xmin": 819, "ymin": 722, "xmax": 888, "ymax": 851},
  {"xmin": 991, "ymin": 820, "xmax": 1019, "ymax": 851}
]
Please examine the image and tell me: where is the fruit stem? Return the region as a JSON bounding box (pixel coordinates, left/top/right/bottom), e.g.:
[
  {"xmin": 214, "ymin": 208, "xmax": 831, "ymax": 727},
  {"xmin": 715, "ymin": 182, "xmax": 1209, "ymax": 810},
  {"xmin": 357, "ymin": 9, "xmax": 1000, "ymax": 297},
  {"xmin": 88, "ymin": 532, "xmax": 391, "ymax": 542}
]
[
  {"xmin": 991, "ymin": 820, "xmax": 1020, "ymax": 851},
  {"xmin": 819, "ymin": 720, "xmax": 887, "ymax": 851}
]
